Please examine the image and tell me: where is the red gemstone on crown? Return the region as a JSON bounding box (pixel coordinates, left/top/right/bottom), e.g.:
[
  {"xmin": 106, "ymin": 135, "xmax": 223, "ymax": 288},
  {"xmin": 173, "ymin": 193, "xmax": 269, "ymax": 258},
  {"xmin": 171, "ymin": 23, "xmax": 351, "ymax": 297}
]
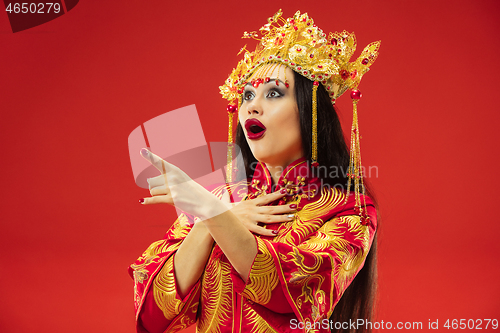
[
  {"xmin": 311, "ymin": 162, "xmax": 319, "ymax": 167},
  {"xmin": 227, "ymin": 104, "xmax": 237, "ymax": 113},
  {"xmin": 340, "ymin": 70, "xmax": 349, "ymax": 80},
  {"xmin": 362, "ymin": 58, "xmax": 369, "ymax": 65},
  {"xmin": 265, "ymin": 77, "xmax": 271, "ymax": 83},
  {"xmin": 310, "ymin": 54, "xmax": 314, "ymax": 58},
  {"xmin": 313, "ymin": 81, "xmax": 319, "ymax": 86}
]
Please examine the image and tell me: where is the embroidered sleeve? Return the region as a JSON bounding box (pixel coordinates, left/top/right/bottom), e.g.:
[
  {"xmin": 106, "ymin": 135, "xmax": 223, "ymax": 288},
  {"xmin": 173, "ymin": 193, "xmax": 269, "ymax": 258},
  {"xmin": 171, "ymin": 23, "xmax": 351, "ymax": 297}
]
[
  {"xmin": 129, "ymin": 214, "xmax": 201, "ymax": 333},
  {"xmin": 273, "ymin": 214, "xmax": 376, "ymax": 327},
  {"xmin": 239, "ymin": 237, "xmax": 280, "ymax": 304},
  {"xmin": 232, "ymin": 212, "xmax": 376, "ymax": 326}
]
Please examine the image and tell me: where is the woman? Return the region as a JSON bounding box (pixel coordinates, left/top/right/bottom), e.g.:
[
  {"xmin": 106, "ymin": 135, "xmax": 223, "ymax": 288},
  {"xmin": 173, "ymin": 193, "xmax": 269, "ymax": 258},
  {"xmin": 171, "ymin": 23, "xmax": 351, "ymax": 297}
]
[{"xmin": 130, "ymin": 10, "xmax": 380, "ymax": 333}]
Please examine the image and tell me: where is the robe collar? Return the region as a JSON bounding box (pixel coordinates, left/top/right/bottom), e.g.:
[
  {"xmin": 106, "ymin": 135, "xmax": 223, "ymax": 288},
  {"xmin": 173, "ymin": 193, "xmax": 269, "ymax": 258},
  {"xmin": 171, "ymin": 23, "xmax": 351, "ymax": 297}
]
[{"xmin": 247, "ymin": 157, "xmax": 322, "ymax": 202}]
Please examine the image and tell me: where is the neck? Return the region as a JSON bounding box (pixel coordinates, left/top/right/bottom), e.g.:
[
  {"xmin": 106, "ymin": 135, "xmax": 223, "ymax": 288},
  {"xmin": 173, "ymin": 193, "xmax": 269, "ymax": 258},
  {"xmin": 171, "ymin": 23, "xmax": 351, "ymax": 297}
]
[{"xmin": 265, "ymin": 164, "xmax": 284, "ymax": 185}]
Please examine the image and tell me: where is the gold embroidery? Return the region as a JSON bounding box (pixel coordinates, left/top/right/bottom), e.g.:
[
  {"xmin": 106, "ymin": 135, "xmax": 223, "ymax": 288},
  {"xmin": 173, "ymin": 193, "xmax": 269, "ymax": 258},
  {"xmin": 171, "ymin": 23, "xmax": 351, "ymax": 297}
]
[
  {"xmin": 274, "ymin": 187, "xmax": 345, "ymax": 246},
  {"xmin": 243, "ymin": 301, "xmax": 278, "ymax": 333},
  {"xmin": 167, "ymin": 296, "xmax": 200, "ymax": 332},
  {"xmin": 130, "ymin": 214, "xmax": 191, "ymax": 311},
  {"xmin": 241, "ymin": 238, "xmax": 279, "ymax": 305},
  {"xmin": 285, "ymin": 248, "xmax": 326, "ymax": 322},
  {"xmin": 299, "ymin": 187, "xmax": 345, "ymax": 221},
  {"xmin": 168, "ymin": 315, "xmax": 196, "ymax": 332},
  {"xmin": 197, "ymin": 252, "xmax": 233, "ymax": 333},
  {"xmin": 210, "ymin": 180, "xmax": 250, "ymax": 200},
  {"xmin": 153, "ymin": 256, "xmax": 183, "ymax": 320},
  {"xmin": 249, "ymin": 179, "xmax": 269, "ymax": 199},
  {"xmin": 296, "ymin": 215, "xmax": 370, "ymax": 311}
]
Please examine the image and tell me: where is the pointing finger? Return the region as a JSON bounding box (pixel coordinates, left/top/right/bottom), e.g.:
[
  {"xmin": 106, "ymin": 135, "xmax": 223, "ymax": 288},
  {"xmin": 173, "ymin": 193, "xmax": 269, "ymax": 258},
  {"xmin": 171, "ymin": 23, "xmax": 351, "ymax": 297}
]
[{"xmin": 140, "ymin": 148, "xmax": 171, "ymax": 174}]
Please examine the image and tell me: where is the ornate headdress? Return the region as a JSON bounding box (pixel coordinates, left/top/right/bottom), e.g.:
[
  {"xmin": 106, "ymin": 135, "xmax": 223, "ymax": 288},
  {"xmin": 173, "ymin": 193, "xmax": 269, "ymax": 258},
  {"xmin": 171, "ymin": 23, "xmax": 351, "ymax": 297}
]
[{"xmin": 220, "ymin": 10, "xmax": 380, "ymax": 224}]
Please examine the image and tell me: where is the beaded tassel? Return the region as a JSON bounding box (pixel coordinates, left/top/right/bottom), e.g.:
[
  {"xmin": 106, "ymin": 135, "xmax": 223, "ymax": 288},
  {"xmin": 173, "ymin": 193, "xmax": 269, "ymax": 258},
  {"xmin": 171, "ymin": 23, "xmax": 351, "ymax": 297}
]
[
  {"xmin": 345, "ymin": 90, "xmax": 370, "ymax": 225},
  {"xmin": 226, "ymin": 104, "xmax": 237, "ymax": 183},
  {"xmin": 311, "ymin": 81, "xmax": 319, "ymax": 167}
]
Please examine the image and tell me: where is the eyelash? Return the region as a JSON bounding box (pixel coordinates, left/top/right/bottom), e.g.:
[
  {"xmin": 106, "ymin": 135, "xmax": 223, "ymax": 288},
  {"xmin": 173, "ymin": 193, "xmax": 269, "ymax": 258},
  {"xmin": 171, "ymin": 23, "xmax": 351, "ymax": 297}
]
[{"xmin": 243, "ymin": 88, "xmax": 283, "ymax": 101}]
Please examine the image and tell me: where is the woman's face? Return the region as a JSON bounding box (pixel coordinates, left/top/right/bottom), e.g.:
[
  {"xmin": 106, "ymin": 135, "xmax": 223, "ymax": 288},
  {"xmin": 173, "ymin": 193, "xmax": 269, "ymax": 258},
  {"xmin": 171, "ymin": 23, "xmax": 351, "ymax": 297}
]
[{"xmin": 239, "ymin": 64, "xmax": 304, "ymax": 169}]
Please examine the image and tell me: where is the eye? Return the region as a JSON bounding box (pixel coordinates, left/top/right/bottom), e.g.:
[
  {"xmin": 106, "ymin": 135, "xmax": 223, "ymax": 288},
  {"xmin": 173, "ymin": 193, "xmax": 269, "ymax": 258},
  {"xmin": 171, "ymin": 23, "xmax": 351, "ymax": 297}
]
[
  {"xmin": 243, "ymin": 90, "xmax": 254, "ymax": 101},
  {"xmin": 267, "ymin": 88, "xmax": 283, "ymax": 98}
]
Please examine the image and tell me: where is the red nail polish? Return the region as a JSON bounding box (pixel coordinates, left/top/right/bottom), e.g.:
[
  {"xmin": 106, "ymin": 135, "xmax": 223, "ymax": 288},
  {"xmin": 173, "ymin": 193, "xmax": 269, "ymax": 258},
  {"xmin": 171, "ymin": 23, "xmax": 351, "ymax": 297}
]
[
  {"xmin": 289, "ymin": 204, "xmax": 297, "ymax": 209},
  {"xmin": 272, "ymin": 230, "xmax": 279, "ymax": 234},
  {"xmin": 139, "ymin": 198, "xmax": 144, "ymax": 204},
  {"xmin": 280, "ymin": 188, "xmax": 286, "ymax": 194}
]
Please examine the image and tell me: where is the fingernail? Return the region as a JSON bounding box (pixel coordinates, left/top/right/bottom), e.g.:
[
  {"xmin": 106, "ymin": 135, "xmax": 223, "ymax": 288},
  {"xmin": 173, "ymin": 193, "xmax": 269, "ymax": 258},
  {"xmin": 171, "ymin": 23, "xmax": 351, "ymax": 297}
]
[
  {"xmin": 140, "ymin": 148, "xmax": 149, "ymax": 158},
  {"xmin": 139, "ymin": 198, "xmax": 144, "ymax": 204},
  {"xmin": 289, "ymin": 204, "xmax": 297, "ymax": 209},
  {"xmin": 287, "ymin": 214, "xmax": 295, "ymax": 219},
  {"xmin": 280, "ymin": 188, "xmax": 286, "ymax": 194},
  {"xmin": 272, "ymin": 230, "xmax": 279, "ymax": 234}
]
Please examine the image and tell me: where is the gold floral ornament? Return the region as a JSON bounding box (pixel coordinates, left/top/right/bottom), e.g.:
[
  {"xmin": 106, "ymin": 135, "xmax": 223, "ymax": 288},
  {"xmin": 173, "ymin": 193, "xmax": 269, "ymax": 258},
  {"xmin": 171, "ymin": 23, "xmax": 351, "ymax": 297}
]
[{"xmin": 219, "ymin": 9, "xmax": 380, "ymax": 104}]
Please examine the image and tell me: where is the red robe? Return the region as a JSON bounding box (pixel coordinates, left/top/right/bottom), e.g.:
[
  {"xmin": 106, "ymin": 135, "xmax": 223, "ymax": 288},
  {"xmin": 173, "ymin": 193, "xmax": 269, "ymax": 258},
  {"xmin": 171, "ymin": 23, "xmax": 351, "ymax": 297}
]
[{"xmin": 129, "ymin": 158, "xmax": 377, "ymax": 333}]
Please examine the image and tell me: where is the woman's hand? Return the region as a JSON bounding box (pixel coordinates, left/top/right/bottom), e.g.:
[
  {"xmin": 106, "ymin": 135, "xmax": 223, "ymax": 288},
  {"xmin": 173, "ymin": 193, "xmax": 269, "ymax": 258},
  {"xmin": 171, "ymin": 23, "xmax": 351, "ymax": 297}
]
[
  {"xmin": 139, "ymin": 148, "xmax": 228, "ymax": 220},
  {"xmin": 230, "ymin": 190, "xmax": 297, "ymax": 237}
]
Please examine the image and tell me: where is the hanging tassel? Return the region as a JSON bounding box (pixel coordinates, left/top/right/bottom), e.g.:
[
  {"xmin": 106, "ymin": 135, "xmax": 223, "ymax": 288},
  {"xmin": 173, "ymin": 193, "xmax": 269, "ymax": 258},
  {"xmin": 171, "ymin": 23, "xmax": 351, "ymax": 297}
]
[
  {"xmin": 345, "ymin": 90, "xmax": 370, "ymax": 225},
  {"xmin": 311, "ymin": 81, "xmax": 319, "ymax": 167},
  {"xmin": 226, "ymin": 104, "xmax": 237, "ymax": 184}
]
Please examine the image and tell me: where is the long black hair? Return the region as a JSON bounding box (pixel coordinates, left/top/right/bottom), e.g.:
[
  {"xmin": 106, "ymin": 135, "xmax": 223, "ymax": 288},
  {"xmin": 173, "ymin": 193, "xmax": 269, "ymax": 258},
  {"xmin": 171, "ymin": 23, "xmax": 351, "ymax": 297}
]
[{"xmin": 235, "ymin": 70, "xmax": 378, "ymax": 333}]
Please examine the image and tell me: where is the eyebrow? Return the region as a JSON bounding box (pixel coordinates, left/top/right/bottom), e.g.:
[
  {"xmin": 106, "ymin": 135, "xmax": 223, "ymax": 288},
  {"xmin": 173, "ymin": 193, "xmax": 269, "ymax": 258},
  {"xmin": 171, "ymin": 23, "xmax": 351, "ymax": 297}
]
[{"xmin": 244, "ymin": 78, "xmax": 287, "ymax": 88}]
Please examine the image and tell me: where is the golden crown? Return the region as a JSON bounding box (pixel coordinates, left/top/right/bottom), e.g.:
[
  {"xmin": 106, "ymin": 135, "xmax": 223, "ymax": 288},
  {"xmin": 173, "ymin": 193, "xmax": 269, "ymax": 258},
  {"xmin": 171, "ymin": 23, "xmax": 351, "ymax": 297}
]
[{"xmin": 220, "ymin": 9, "xmax": 381, "ymax": 104}]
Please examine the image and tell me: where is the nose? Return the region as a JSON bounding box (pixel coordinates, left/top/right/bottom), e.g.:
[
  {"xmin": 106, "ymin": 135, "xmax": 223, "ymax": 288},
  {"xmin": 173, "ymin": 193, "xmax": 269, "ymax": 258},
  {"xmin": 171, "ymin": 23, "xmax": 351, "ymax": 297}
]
[{"xmin": 246, "ymin": 94, "xmax": 263, "ymax": 115}]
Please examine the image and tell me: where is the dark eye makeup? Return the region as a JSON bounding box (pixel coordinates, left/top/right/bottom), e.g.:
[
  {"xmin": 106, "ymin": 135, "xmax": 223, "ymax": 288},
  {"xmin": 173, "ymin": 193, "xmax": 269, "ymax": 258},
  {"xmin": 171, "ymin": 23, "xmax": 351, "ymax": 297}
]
[{"xmin": 242, "ymin": 86, "xmax": 285, "ymax": 102}]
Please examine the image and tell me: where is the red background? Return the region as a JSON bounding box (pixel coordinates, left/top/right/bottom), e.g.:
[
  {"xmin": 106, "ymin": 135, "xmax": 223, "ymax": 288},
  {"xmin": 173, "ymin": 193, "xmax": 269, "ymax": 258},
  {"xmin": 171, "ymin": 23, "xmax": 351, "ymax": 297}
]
[{"xmin": 1, "ymin": 0, "xmax": 499, "ymax": 332}]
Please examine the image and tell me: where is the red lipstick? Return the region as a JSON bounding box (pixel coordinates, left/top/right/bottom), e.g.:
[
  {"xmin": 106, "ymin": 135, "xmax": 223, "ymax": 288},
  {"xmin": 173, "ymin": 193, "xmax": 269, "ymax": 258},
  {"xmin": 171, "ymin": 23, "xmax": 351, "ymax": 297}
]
[{"xmin": 245, "ymin": 118, "xmax": 267, "ymax": 140}]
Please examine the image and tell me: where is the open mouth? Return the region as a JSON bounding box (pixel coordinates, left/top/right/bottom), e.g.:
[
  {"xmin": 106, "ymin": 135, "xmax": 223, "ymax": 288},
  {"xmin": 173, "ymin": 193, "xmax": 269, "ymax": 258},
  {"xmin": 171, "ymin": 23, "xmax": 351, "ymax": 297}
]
[{"xmin": 245, "ymin": 118, "xmax": 267, "ymax": 139}]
